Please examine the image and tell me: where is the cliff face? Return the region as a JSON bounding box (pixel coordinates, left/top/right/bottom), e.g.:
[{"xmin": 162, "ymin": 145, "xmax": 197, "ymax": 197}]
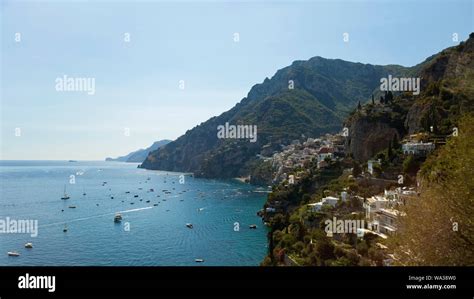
[{"xmin": 345, "ymin": 114, "xmax": 401, "ymax": 162}]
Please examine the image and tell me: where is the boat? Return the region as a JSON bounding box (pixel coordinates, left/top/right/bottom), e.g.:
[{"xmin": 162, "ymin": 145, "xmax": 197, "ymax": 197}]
[
  {"xmin": 186, "ymin": 223, "xmax": 193, "ymax": 229},
  {"xmin": 114, "ymin": 213, "xmax": 123, "ymax": 223},
  {"xmin": 146, "ymin": 200, "xmax": 150, "ymax": 203},
  {"xmin": 153, "ymin": 204, "xmax": 159, "ymax": 206},
  {"xmin": 195, "ymin": 259, "xmax": 204, "ymax": 263},
  {"xmin": 25, "ymin": 243, "xmax": 33, "ymax": 249},
  {"xmin": 68, "ymin": 160, "xmax": 77, "ymax": 162},
  {"xmin": 68, "ymin": 205, "xmax": 76, "ymax": 209},
  {"xmin": 61, "ymin": 185, "xmax": 70, "ymax": 200},
  {"xmin": 63, "ymin": 225, "xmax": 68, "ymax": 232},
  {"xmin": 7, "ymin": 251, "xmax": 20, "ymax": 257},
  {"xmin": 249, "ymin": 224, "xmax": 257, "ymax": 229},
  {"xmin": 134, "ymin": 195, "xmax": 139, "ymax": 198}
]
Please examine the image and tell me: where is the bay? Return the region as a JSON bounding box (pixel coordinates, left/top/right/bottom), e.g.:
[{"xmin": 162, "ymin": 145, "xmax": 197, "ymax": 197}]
[{"xmin": 0, "ymin": 161, "xmax": 268, "ymax": 266}]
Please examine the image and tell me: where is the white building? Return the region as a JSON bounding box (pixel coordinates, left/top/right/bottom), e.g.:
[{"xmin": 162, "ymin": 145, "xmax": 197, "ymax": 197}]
[
  {"xmin": 370, "ymin": 208, "xmax": 404, "ymax": 235},
  {"xmin": 402, "ymin": 142, "xmax": 435, "ymax": 156},
  {"xmin": 363, "ymin": 195, "xmax": 389, "ymax": 220},
  {"xmin": 308, "ymin": 196, "xmax": 340, "ymax": 212},
  {"xmin": 367, "ymin": 159, "xmax": 381, "ymax": 175}
]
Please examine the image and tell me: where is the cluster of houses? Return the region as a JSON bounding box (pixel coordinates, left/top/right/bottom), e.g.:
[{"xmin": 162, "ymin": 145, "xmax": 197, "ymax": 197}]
[
  {"xmin": 306, "ymin": 187, "xmax": 417, "ymax": 239},
  {"xmin": 270, "ymin": 133, "xmax": 345, "ymax": 184}
]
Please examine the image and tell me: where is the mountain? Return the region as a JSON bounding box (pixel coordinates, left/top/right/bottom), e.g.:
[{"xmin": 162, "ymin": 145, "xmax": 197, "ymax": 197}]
[
  {"xmin": 260, "ymin": 34, "xmax": 474, "ymax": 266},
  {"xmin": 140, "ymin": 56, "xmax": 415, "ymax": 179},
  {"xmin": 106, "ymin": 140, "xmax": 172, "ymax": 163},
  {"xmin": 345, "ymin": 33, "xmax": 474, "ymax": 162}
]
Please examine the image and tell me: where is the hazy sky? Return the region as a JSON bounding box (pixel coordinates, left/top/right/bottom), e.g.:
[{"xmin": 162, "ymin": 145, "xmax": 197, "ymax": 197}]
[{"xmin": 1, "ymin": 0, "xmax": 472, "ymax": 160}]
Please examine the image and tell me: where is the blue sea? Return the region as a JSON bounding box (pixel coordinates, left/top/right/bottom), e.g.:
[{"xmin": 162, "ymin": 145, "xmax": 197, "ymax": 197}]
[{"xmin": 0, "ymin": 161, "xmax": 269, "ymax": 266}]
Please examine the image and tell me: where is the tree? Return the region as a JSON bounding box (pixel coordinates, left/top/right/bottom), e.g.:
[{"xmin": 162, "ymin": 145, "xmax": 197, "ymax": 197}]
[
  {"xmin": 352, "ymin": 162, "xmax": 362, "ymax": 177},
  {"xmin": 387, "ymin": 139, "xmax": 393, "ymax": 160},
  {"xmin": 386, "ymin": 91, "xmax": 394, "ymax": 103},
  {"xmin": 391, "ymin": 114, "xmax": 474, "ymax": 265},
  {"xmin": 402, "ymin": 155, "xmax": 419, "ymax": 175},
  {"xmin": 371, "ymin": 94, "xmax": 375, "ymax": 105},
  {"xmin": 392, "ymin": 134, "xmax": 400, "ymax": 151}
]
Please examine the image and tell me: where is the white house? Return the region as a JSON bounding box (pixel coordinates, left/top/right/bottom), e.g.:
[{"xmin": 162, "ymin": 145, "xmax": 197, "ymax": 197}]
[
  {"xmin": 367, "ymin": 159, "xmax": 381, "ymax": 175},
  {"xmin": 341, "ymin": 191, "xmax": 348, "ymax": 202},
  {"xmin": 308, "ymin": 196, "xmax": 340, "ymax": 212},
  {"xmin": 363, "ymin": 195, "xmax": 389, "ymax": 220},
  {"xmin": 402, "ymin": 142, "xmax": 435, "ymax": 156},
  {"xmin": 308, "ymin": 202, "xmax": 324, "ymax": 212},
  {"xmin": 322, "ymin": 196, "xmax": 340, "ymax": 207}
]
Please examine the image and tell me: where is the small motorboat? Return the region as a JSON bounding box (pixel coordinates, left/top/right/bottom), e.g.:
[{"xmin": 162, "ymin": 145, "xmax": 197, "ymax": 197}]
[
  {"xmin": 8, "ymin": 251, "xmax": 20, "ymax": 257},
  {"xmin": 134, "ymin": 195, "xmax": 139, "ymax": 198},
  {"xmin": 125, "ymin": 191, "xmax": 130, "ymax": 194},
  {"xmin": 114, "ymin": 213, "xmax": 123, "ymax": 223},
  {"xmin": 146, "ymin": 200, "xmax": 150, "ymax": 203},
  {"xmin": 63, "ymin": 225, "xmax": 68, "ymax": 232},
  {"xmin": 153, "ymin": 204, "xmax": 159, "ymax": 206},
  {"xmin": 25, "ymin": 243, "xmax": 33, "ymax": 249},
  {"xmin": 195, "ymin": 259, "xmax": 204, "ymax": 263},
  {"xmin": 68, "ymin": 206, "xmax": 76, "ymax": 209},
  {"xmin": 186, "ymin": 223, "xmax": 193, "ymax": 229},
  {"xmin": 149, "ymin": 188, "xmax": 154, "ymax": 192},
  {"xmin": 249, "ymin": 224, "xmax": 257, "ymax": 229}
]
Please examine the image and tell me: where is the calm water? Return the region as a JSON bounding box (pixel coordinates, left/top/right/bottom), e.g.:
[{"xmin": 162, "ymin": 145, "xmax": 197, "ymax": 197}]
[{"xmin": 0, "ymin": 161, "xmax": 269, "ymax": 266}]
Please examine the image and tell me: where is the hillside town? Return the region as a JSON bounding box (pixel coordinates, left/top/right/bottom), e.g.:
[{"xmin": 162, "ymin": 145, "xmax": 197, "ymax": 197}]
[{"xmin": 259, "ymin": 125, "xmax": 448, "ymax": 266}]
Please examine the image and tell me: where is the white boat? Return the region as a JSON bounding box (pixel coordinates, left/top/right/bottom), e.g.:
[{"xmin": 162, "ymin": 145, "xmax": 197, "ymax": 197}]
[
  {"xmin": 186, "ymin": 223, "xmax": 193, "ymax": 229},
  {"xmin": 114, "ymin": 213, "xmax": 123, "ymax": 223},
  {"xmin": 8, "ymin": 251, "xmax": 20, "ymax": 256},
  {"xmin": 249, "ymin": 224, "xmax": 257, "ymax": 229},
  {"xmin": 25, "ymin": 243, "xmax": 33, "ymax": 249},
  {"xmin": 61, "ymin": 185, "xmax": 70, "ymax": 200}
]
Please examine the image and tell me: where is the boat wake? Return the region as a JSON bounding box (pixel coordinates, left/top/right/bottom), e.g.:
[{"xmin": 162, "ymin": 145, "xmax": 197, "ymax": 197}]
[{"xmin": 39, "ymin": 207, "xmax": 154, "ymax": 228}]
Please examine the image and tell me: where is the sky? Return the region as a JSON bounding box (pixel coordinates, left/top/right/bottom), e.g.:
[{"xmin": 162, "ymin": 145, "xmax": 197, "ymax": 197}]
[{"xmin": 1, "ymin": 0, "xmax": 473, "ymax": 160}]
